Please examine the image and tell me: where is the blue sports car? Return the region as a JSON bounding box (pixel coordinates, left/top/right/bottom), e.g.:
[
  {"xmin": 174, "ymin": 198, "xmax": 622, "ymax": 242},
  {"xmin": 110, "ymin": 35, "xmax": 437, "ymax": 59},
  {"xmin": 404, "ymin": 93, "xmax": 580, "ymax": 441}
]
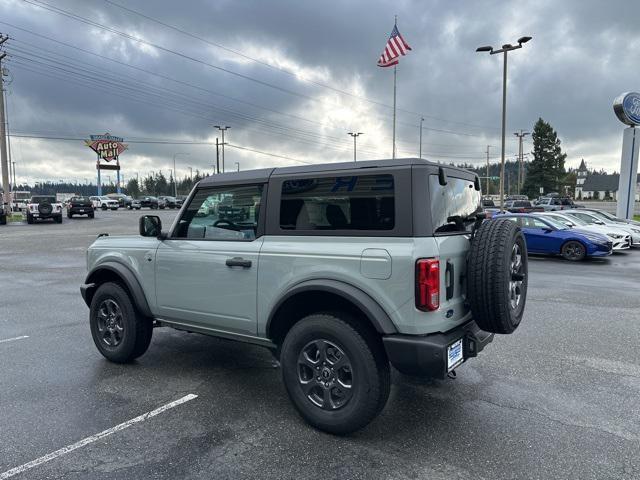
[{"xmin": 493, "ymin": 213, "xmax": 612, "ymax": 261}]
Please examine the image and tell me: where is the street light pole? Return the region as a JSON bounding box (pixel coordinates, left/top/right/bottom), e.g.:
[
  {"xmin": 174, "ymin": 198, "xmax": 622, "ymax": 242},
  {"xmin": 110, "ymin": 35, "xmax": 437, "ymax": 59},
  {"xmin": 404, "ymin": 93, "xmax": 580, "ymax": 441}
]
[
  {"xmin": 476, "ymin": 36, "xmax": 532, "ymax": 211},
  {"xmin": 172, "ymin": 152, "xmax": 189, "ymax": 197},
  {"xmin": 347, "ymin": 132, "xmax": 363, "ymax": 162},
  {"xmin": 235, "ymin": 162, "xmax": 240, "ymax": 172}
]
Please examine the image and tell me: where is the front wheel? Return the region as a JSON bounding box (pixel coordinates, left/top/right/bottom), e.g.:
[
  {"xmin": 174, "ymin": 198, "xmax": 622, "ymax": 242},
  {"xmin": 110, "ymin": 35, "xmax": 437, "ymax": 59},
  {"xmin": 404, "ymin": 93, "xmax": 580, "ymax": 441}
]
[
  {"xmin": 280, "ymin": 313, "xmax": 390, "ymax": 435},
  {"xmin": 101, "ymin": 204, "xmax": 107, "ymax": 211},
  {"xmin": 561, "ymin": 241, "xmax": 586, "ymax": 261},
  {"xmin": 89, "ymin": 282, "xmax": 153, "ymax": 363}
]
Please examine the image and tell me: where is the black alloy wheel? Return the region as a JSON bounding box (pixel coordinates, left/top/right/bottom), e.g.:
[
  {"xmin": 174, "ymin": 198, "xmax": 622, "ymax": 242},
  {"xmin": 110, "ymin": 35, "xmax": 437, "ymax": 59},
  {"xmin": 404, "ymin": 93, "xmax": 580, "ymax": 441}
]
[
  {"xmin": 96, "ymin": 298, "xmax": 125, "ymax": 347},
  {"xmin": 561, "ymin": 241, "xmax": 586, "ymax": 261},
  {"xmin": 297, "ymin": 339, "xmax": 353, "ymax": 410}
]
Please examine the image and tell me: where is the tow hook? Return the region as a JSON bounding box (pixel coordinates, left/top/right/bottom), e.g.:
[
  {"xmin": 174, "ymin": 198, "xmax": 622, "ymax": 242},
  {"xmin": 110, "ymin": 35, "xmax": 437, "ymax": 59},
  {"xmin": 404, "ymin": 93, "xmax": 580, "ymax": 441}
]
[{"xmin": 447, "ymin": 370, "xmax": 457, "ymax": 380}]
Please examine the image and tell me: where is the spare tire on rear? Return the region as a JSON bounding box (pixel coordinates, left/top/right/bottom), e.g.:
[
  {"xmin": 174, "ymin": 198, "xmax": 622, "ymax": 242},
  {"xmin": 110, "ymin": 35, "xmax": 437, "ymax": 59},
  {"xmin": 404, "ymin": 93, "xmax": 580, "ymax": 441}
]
[{"xmin": 467, "ymin": 218, "xmax": 528, "ymax": 334}]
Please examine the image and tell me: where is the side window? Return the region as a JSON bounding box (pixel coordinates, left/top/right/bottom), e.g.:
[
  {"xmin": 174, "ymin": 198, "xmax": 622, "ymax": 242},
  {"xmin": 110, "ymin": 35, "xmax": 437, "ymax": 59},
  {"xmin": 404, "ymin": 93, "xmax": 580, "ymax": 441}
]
[
  {"xmin": 279, "ymin": 174, "xmax": 394, "ymax": 231},
  {"xmin": 173, "ymin": 185, "xmax": 263, "ymax": 240}
]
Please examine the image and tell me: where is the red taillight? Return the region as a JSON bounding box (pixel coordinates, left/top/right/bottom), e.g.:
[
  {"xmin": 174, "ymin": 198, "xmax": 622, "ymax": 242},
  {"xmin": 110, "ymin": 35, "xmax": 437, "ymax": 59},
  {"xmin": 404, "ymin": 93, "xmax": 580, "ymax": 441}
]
[{"xmin": 416, "ymin": 258, "xmax": 440, "ymax": 311}]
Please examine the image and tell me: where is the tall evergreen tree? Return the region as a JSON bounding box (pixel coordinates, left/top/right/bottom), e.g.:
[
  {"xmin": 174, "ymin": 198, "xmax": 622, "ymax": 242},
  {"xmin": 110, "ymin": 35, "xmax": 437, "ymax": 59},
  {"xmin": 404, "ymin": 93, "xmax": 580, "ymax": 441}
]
[{"xmin": 522, "ymin": 118, "xmax": 567, "ymax": 198}]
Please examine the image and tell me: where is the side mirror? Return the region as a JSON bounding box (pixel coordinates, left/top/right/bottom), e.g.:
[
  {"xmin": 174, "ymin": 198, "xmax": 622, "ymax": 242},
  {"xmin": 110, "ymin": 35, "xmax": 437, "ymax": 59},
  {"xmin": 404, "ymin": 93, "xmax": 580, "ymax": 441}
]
[
  {"xmin": 543, "ymin": 228, "xmax": 554, "ymax": 233},
  {"xmin": 139, "ymin": 215, "xmax": 162, "ymax": 237},
  {"xmin": 595, "ymin": 220, "xmax": 605, "ymax": 225},
  {"xmin": 564, "ymin": 222, "xmax": 573, "ymax": 227},
  {"xmin": 438, "ymin": 166, "xmax": 448, "ymax": 186}
]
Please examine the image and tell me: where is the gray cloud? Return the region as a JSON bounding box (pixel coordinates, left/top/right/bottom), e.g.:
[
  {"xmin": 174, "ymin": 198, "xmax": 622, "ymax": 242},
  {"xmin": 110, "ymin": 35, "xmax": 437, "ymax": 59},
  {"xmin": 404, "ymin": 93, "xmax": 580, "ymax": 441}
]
[{"xmin": 2, "ymin": 0, "xmax": 640, "ymax": 185}]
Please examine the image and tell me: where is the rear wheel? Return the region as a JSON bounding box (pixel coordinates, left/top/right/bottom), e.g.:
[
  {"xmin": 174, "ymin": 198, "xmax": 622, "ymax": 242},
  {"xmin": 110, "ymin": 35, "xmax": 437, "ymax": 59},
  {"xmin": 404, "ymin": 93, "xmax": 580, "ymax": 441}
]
[
  {"xmin": 67, "ymin": 212, "xmax": 73, "ymax": 219},
  {"xmin": 27, "ymin": 213, "xmax": 33, "ymax": 224},
  {"xmin": 561, "ymin": 241, "xmax": 586, "ymax": 261},
  {"xmin": 280, "ymin": 313, "xmax": 390, "ymax": 435},
  {"xmin": 467, "ymin": 218, "xmax": 528, "ymax": 334},
  {"xmin": 101, "ymin": 204, "xmax": 107, "ymax": 210},
  {"xmin": 55, "ymin": 216, "xmax": 62, "ymax": 224},
  {"xmin": 89, "ymin": 212, "xmax": 95, "ymax": 219},
  {"xmin": 89, "ymin": 282, "xmax": 153, "ymax": 363}
]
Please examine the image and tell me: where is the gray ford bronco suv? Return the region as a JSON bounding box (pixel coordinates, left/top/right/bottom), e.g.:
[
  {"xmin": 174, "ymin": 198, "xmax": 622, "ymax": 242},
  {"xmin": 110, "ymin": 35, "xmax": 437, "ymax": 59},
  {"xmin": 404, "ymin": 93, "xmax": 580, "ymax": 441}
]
[{"xmin": 81, "ymin": 158, "xmax": 528, "ymax": 434}]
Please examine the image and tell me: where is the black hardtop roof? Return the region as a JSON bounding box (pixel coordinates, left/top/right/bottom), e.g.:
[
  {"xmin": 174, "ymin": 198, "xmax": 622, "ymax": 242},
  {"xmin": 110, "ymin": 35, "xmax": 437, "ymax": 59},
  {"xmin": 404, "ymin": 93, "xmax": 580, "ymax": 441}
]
[{"xmin": 199, "ymin": 158, "xmax": 475, "ymax": 186}]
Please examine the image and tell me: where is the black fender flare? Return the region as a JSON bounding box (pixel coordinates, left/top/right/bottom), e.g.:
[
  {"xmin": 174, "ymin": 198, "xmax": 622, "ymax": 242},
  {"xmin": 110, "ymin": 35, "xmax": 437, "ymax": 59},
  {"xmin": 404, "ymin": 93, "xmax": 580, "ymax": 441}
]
[
  {"xmin": 266, "ymin": 279, "xmax": 397, "ymax": 336},
  {"xmin": 81, "ymin": 262, "xmax": 152, "ymax": 317}
]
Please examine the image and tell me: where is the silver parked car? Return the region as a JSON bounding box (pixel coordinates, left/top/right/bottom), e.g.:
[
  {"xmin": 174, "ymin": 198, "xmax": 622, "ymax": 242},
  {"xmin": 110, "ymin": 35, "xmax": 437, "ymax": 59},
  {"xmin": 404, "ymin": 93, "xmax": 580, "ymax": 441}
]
[{"xmin": 80, "ymin": 158, "xmax": 529, "ymax": 434}]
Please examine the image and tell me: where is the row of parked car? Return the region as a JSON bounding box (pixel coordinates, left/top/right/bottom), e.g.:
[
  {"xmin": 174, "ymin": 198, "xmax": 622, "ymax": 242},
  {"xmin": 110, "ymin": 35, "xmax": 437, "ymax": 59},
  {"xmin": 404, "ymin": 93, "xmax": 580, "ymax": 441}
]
[
  {"xmin": 88, "ymin": 194, "xmax": 186, "ymax": 211},
  {"xmin": 0, "ymin": 193, "xmax": 186, "ymax": 224},
  {"xmin": 487, "ymin": 205, "xmax": 640, "ymax": 261}
]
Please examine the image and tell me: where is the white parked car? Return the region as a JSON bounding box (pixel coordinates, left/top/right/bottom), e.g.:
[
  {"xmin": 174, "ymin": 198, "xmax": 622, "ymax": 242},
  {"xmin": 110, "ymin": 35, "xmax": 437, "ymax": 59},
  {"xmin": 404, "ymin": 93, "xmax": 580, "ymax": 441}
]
[
  {"xmin": 562, "ymin": 210, "xmax": 640, "ymax": 247},
  {"xmin": 89, "ymin": 196, "xmax": 119, "ymax": 211},
  {"xmin": 536, "ymin": 212, "xmax": 631, "ymax": 251},
  {"xmin": 581, "ymin": 208, "xmax": 640, "ymax": 228}
]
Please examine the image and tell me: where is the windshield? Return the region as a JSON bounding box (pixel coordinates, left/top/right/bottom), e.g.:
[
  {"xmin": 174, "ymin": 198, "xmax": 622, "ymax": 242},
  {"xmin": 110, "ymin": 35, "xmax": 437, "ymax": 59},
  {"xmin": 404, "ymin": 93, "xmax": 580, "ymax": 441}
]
[
  {"xmin": 542, "ymin": 216, "xmax": 569, "ymax": 230},
  {"xmin": 591, "ymin": 210, "xmax": 622, "ymax": 222},
  {"xmin": 555, "ymin": 214, "xmax": 587, "ymax": 226},
  {"xmin": 31, "ymin": 196, "xmax": 56, "ymax": 203},
  {"xmin": 429, "ymin": 175, "xmax": 481, "ymax": 233}
]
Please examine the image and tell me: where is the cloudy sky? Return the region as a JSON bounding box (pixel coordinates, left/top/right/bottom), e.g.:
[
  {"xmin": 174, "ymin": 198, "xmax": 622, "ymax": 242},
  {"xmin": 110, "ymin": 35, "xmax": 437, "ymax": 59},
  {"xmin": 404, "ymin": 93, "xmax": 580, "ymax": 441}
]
[{"xmin": 1, "ymin": 0, "xmax": 639, "ymax": 185}]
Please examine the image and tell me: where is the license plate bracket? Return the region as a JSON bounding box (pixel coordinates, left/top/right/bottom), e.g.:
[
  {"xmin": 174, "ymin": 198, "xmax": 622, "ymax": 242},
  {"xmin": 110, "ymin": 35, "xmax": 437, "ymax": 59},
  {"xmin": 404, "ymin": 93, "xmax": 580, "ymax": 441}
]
[{"xmin": 447, "ymin": 338, "xmax": 464, "ymax": 371}]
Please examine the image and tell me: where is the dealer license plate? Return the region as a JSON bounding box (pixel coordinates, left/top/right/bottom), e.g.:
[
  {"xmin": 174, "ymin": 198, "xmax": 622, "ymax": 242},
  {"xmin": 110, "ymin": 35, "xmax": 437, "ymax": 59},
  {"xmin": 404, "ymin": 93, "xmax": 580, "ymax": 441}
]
[
  {"xmin": 79, "ymin": 209, "xmax": 85, "ymax": 212},
  {"xmin": 447, "ymin": 339, "xmax": 464, "ymax": 371}
]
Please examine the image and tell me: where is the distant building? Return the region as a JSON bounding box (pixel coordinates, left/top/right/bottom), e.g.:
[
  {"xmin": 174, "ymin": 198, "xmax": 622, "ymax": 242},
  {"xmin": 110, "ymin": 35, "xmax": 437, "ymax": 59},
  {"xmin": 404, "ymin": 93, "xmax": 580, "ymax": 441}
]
[{"xmin": 574, "ymin": 159, "xmax": 640, "ymax": 200}]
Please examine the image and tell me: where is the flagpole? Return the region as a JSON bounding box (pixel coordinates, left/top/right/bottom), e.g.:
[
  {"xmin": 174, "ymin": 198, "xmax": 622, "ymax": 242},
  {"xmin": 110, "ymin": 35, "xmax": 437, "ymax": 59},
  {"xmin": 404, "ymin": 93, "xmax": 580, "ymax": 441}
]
[
  {"xmin": 392, "ymin": 64, "xmax": 397, "ymax": 159},
  {"xmin": 392, "ymin": 15, "xmax": 398, "ymax": 159}
]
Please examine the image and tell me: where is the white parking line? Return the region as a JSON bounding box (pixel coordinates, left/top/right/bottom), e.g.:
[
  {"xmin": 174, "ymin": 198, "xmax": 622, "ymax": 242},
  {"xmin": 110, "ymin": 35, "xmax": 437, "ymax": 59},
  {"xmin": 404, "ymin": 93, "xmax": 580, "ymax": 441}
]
[
  {"xmin": 0, "ymin": 336, "xmax": 29, "ymax": 344},
  {"xmin": 0, "ymin": 393, "xmax": 198, "ymax": 479}
]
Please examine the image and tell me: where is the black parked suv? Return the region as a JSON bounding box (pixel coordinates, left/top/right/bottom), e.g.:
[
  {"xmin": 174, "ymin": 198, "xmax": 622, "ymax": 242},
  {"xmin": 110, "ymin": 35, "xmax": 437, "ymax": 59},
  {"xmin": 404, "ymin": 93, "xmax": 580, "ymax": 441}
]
[
  {"xmin": 159, "ymin": 196, "xmax": 179, "ymax": 209},
  {"xmin": 67, "ymin": 196, "xmax": 95, "ymax": 218},
  {"xmin": 139, "ymin": 196, "xmax": 159, "ymax": 209}
]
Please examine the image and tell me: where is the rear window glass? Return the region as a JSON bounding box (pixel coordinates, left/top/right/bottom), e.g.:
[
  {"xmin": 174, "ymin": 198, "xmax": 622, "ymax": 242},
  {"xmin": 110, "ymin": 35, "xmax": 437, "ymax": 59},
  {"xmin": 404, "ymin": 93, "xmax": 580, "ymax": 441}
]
[
  {"xmin": 280, "ymin": 174, "xmax": 394, "ymax": 231},
  {"xmin": 31, "ymin": 196, "xmax": 56, "ymax": 203},
  {"xmin": 429, "ymin": 175, "xmax": 481, "ymax": 233},
  {"xmin": 72, "ymin": 197, "xmax": 90, "ymax": 202},
  {"xmin": 513, "ymin": 201, "xmax": 532, "ymax": 207}
]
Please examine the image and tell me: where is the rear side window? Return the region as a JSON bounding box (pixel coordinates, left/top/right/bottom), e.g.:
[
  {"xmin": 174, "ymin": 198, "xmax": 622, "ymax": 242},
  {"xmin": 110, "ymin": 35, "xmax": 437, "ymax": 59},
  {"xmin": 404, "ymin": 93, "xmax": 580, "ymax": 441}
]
[
  {"xmin": 279, "ymin": 174, "xmax": 394, "ymax": 231},
  {"xmin": 429, "ymin": 175, "xmax": 481, "ymax": 233}
]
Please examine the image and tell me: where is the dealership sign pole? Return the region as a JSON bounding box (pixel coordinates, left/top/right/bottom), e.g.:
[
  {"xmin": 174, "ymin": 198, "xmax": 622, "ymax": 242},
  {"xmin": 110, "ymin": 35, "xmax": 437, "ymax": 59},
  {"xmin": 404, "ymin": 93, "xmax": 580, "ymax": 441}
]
[
  {"xmin": 85, "ymin": 133, "xmax": 127, "ymax": 196},
  {"xmin": 613, "ymin": 93, "xmax": 640, "ymax": 219}
]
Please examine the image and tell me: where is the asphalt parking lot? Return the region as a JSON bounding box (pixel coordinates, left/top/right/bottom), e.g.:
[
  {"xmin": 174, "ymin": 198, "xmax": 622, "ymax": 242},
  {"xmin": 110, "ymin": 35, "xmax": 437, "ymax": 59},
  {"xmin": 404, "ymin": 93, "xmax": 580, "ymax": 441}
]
[{"xmin": 1, "ymin": 209, "xmax": 639, "ymax": 480}]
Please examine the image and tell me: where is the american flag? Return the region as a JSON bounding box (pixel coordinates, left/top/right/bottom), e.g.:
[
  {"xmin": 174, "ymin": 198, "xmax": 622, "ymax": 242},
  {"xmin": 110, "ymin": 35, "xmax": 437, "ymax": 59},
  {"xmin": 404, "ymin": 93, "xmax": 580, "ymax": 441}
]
[{"xmin": 377, "ymin": 25, "xmax": 412, "ymax": 67}]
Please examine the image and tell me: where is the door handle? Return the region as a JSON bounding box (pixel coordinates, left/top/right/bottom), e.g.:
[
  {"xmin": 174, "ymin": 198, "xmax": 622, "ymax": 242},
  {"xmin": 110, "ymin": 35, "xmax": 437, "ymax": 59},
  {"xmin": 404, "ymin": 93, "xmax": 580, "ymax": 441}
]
[{"xmin": 226, "ymin": 257, "xmax": 252, "ymax": 268}]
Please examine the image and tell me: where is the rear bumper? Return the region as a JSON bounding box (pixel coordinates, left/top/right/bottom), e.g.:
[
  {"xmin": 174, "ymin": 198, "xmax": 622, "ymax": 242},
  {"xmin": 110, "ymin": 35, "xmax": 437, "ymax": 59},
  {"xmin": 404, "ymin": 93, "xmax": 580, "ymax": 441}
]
[{"xmin": 383, "ymin": 320, "xmax": 494, "ymax": 379}]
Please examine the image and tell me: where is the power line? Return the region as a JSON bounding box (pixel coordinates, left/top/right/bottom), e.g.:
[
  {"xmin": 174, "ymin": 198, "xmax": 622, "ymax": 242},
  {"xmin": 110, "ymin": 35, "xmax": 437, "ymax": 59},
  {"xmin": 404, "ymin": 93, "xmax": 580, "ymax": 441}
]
[
  {"xmin": 15, "ymin": 1, "xmax": 494, "ymax": 137},
  {"xmin": 101, "ymin": 0, "xmax": 500, "ymax": 132}
]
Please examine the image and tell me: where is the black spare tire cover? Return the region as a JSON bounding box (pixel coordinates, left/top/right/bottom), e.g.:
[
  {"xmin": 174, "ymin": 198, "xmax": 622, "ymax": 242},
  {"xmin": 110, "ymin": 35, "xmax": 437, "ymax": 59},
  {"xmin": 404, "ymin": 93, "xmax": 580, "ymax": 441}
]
[
  {"xmin": 466, "ymin": 218, "xmax": 528, "ymax": 334},
  {"xmin": 39, "ymin": 202, "xmax": 53, "ymax": 215}
]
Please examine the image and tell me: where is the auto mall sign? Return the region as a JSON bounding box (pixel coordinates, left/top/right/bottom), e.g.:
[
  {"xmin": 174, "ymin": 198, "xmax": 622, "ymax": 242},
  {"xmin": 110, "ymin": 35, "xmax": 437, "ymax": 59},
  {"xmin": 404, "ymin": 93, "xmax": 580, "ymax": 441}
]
[{"xmin": 85, "ymin": 133, "xmax": 128, "ymax": 162}]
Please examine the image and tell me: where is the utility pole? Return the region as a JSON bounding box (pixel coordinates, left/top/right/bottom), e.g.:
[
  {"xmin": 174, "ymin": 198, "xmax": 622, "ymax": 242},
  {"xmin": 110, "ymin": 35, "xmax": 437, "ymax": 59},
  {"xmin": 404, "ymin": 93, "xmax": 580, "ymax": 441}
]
[
  {"xmin": 347, "ymin": 132, "xmax": 363, "ymax": 162},
  {"xmin": 215, "ymin": 137, "xmax": 220, "ymax": 174},
  {"xmin": 419, "ymin": 117, "xmax": 424, "ymax": 158},
  {"xmin": 214, "ymin": 126, "xmax": 230, "ymax": 173},
  {"xmin": 0, "ymin": 34, "xmax": 10, "ymax": 207},
  {"xmin": 485, "ymin": 145, "xmax": 491, "ymax": 195},
  {"xmin": 235, "ymin": 162, "xmax": 240, "ymax": 172},
  {"xmin": 514, "ymin": 130, "xmax": 530, "ymax": 194},
  {"xmin": 188, "ymin": 166, "xmax": 192, "ymax": 181}
]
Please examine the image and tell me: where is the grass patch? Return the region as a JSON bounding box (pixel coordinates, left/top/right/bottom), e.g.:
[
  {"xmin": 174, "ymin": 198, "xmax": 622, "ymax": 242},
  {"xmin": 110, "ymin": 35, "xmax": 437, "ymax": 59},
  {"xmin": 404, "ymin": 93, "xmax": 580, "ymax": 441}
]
[
  {"xmin": 9, "ymin": 213, "xmax": 24, "ymax": 222},
  {"xmin": 634, "ymin": 215, "xmax": 640, "ymax": 222}
]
